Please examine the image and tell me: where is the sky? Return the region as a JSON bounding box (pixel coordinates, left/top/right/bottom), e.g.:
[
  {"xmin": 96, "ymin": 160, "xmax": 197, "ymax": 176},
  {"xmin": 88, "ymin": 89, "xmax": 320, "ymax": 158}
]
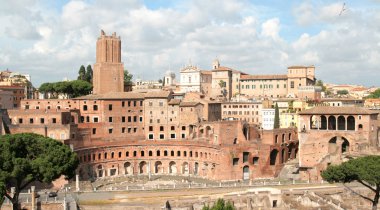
[{"xmin": 1, "ymin": 0, "xmax": 380, "ymax": 87}]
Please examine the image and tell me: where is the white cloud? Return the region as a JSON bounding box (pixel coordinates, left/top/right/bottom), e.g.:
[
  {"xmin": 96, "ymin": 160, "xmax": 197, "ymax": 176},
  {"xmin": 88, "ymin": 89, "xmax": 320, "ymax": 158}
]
[{"xmin": 0, "ymin": 0, "xmax": 379, "ymax": 87}]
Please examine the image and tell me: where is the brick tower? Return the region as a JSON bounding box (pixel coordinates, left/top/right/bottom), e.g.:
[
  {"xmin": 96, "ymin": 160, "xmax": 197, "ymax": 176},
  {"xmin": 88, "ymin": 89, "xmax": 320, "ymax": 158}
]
[{"xmin": 93, "ymin": 30, "xmax": 124, "ymax": 94}]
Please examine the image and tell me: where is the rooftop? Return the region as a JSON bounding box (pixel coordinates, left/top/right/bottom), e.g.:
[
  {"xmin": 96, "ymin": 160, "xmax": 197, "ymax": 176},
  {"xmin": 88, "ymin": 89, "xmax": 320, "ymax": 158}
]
[
  {"xmin": 241, "ymin": 74, "xmax": 287, "ymax": 80},
  {"xmin": 299, "ymin": 106, "xmax": 378, "ymax": 115}
]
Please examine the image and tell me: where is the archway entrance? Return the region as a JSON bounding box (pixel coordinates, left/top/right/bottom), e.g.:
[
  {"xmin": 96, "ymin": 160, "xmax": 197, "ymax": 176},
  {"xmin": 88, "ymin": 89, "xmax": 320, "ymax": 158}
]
[
  {"xmin": 155, "ymin": 161, "xmax": 163, "ymax": 174},
  {"xmin": 243, "ymin": 166, "xmax": 249, "ymax": 180},
  {"xmin": 182, "ymin": 162, "xmax": 189, "ymax": 175},
  {"xmin": 139, "ymin": 161, "xmax": 147, "ymax": 174},
  {"xmin": 169, "ymin": 161, "xmax": 177, "ymax": 174},
  {"xmin": 342, "ymin": 138, "xmax": 350, "ymax": 153},
  {"xmin": 124, "ymin": 162, "xmax": 132, "ymax": 175}
]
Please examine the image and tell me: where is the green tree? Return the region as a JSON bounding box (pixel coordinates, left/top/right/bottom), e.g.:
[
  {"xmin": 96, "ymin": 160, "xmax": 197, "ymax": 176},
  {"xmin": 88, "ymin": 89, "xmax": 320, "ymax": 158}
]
[
  {"xmin": 70, "ymin": 80, "xmax": 92, "ymax": 97},
  {"xmin": 367, "ymin": 88, "xmax": 380, "ymax": 99},
  {"xmin": 316, "ymin": 79, "xmax": 327, "ymax": 92},
  {"xmin": 274, "ymin": 103, "xmax": 280, "ymax": 129},
  {"xmin": 85, "ymin": 65, "xmax": 93, "ymax": 83},
  {"xmin": 337, "ymin": 90, "xmax": 349, "ymax": 95},
  {"xmin": 124, "ymin": 70, "xmax": 133, "ymax": 85},
  {"xmin": 77, "ymin": 65, "xmax": 86, "ymax": 80},
  {"xmin": 321, "ymin": 156, "xmax": 380, "ymax": 210},
  {"xmin": 0, "ymin": 133, "xmax": 79, "ymax": 210},
  {"xmin": 39, "ymin": 80, "xmax": 92, "ymax": 98},
  {"xmin": 202, "ymin": 198, "xmax": 235, "ymax": 210}
]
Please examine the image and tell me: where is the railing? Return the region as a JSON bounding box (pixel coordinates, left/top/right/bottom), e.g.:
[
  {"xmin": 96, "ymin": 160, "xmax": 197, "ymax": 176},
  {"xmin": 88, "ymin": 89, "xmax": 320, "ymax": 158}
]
[{"xmin": 89, "ymin": 179, "xmax": 325, "ymax": 192}]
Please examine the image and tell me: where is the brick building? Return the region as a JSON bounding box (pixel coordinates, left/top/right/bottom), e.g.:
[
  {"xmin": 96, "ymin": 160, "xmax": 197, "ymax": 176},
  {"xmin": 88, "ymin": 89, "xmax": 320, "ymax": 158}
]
[
  {"xmin": 1, "ymin": 30, "xmax": 301, "ymax": 182},
  {"xmin": 298, "ymin": 106, "xmax": 380, "ymax": 181}
]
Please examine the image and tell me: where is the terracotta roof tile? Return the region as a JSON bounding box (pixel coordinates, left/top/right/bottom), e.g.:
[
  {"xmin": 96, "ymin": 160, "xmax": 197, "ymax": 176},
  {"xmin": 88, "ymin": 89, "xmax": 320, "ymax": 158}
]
[
  {"xmin": 299, "ymin": 106, "xmax": 378, "ymax": 115},
  {"xmin": 240, "ymin": 74, "xmax": 287, "ymax": 80},
  {"xmin": 179, "ymin": 101, "xmax": 201, "ymax": 107},
  {"xmin": 74, "ymin": 92, "xmax": 144, "ymax": 100}
]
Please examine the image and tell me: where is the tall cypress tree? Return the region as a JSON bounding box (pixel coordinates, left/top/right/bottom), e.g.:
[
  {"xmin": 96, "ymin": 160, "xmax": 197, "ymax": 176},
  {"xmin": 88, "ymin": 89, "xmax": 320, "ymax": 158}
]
[
  {"xmin": 85, "ymin": 65, "xmax": 93, "ymax": 83},
  {"xmin": 274, "ymin": 103, "xmax": 280, "ymax": 129},
  {"xmin": 78, "ymin": 65, "xmax": 86, "ymax": 80}
]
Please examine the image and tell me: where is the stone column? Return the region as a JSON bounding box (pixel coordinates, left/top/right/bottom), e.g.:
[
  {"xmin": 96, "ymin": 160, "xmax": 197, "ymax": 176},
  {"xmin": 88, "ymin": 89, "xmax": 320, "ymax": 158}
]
[
  {"xmin": 31, "ymin": 186, "xmax": 35, "ymax": 210},
  {"xmin": 76, "ymin": 174, "xmax": 80, "ymax": 192}
]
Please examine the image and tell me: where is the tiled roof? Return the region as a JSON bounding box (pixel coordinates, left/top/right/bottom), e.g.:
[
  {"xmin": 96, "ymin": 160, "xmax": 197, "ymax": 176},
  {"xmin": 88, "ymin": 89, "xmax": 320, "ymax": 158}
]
[
  {"xmin": 200, "ymin": 70, "xmax": 212, "ymax": 75},
  {"xmin": 212, "ymin": 66, "xmax": 233, "ymax": 71},
  {"xmin": 240, "ymin": 74, "xmax": 287, "ymax": 80},
  {"xmin": 144, "ymin": 91, "xmax": 171, "ymax": 98},
  {"xmin": 168, "ymin": 99, "xmax": 181, "ymax": 105},
  {"xmin": 299, "ymin": 106, "xmax": 378, "ymax": 115},
  {"xmin": 74, "ymin": 92, "xmax": 145, "ymax": 100},
  {"xmin": 179, "ymin": 101, "xmax": 201, "ymax": 107}
]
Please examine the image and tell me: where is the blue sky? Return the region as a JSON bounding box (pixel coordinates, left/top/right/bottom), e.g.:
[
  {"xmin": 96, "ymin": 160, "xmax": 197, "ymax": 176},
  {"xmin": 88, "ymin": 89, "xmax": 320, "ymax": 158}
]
[{"xmin": 0, "ymin": 0, "xmax": 380, "ymax": 87}]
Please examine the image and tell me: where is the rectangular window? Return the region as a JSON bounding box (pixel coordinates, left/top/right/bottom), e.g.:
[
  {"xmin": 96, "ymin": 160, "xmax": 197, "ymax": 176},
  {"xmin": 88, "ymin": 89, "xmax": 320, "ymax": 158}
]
[
  {"xmin": 92, "ymin": 128, "xmax": 96, "ymax": 134},
  {"xmin": 170, "ymin": 133, "xmax": 175, "ymax": 139},
  {"xmin": 160, "ymin": 134, "xmax": 164, "ymax": 139},
  {"xmin": 94, "ymin": 117, "xmax": 99, "ymax": 123},
  {"xmin": 233, "ymin": 158, "xmax": 239, "ymax": 166},
  {"xmin": 290, "ymin": 81, "xmax": 294, "ymax": 88},
  {"xmin": 133, "ymin": 101, "xmax": 136, "ymax": 106},
  {"xmin": 133, "ymin": 116, "xmax": 137, "ymax": 122},
  {"xmin": 93, "ymin": 105, "xmax": 98, "ymax": 111},
  {"xmin": 243, "ymin": 152, "xmax": 249, "ymax": 163},
  {"xmin": 52, "ymin": 118, "xmax": 57, "ymax": 123},
  {"xmin": 128, "ymin": 116, "xmax": 131, "ymax": 122},
  {"xmin": 140, "ymin": 101, "xmax": 143, "ymax": 106},
  {"xmin": 40, "ymin": 118, "xmax": 44, "ymax": 124},
  {"xmin": 108, "ymin": 104, "xmax": 112, "ymax": 110},
  {"xmin": 108, "ymin": 128, "xmax": 113, "ymax": 134},
  {"xmin": 133, "ymin": 128, "xmax": 137, "ymax": 133},
  {"xmin": 160, "ymin": 126, "xmax": 164, "ymax": 131},
  {"xmin": 122, "ymin": 116, "xmax": 125, "ymax": 122},
  {"xmin": 181, "ymin": 133, "xmax": 185, "ymax": 139},
  {"xmin": 109, "ymin": 117, "xmax": 113, "ymax": 122},
  {"xmin": 122, "ymin": 101, "xmax": 125, "ymax": 107},
  {"xmin": 29, "ymin": 118, "xmax": 34, "ymax": 124},
  {"xmin": 122, "ymin": 127, "xmax": 126, "ymax": 133},
  {"xmin": 148, "ymin": 134, "xmax": 154, "ymax": 139},
  {"xmin": 149, "ymin": 126, "xmax": 153, "ymax": 131}
]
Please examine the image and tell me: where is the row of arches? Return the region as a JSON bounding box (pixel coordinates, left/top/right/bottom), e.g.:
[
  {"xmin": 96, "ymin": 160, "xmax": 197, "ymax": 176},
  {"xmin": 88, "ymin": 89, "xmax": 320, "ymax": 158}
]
[
  {"xmin": 79, "ymin": 149, "xmax": 217, "ymax": 163},
  {"xmin": 269, "ymin": 143, "xmax": 298, "ymax": 166},
  {"xmin": 274, "ymin": 133, "xmax": 294, "ymax": 144},
  {"xmin": 93, "ymin": 161, "xmax": 212, "ymax": 178},
  {"xmin": 310, "ymin": 115, "xmax": 357, "ymax": 131}
]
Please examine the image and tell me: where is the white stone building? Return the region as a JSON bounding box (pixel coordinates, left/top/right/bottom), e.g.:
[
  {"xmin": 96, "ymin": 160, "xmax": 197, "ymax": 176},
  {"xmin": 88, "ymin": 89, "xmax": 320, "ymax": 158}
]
[{"xmin": 261, "ymin": 108, "xmax": 275, "ymax": 130}]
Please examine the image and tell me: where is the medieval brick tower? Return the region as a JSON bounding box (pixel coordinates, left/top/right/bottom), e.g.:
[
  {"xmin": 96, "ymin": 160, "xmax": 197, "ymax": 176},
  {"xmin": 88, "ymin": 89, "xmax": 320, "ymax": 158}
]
[{"xmin": 93, "ymin": 30, "xmax": 124, "ymax": 94}]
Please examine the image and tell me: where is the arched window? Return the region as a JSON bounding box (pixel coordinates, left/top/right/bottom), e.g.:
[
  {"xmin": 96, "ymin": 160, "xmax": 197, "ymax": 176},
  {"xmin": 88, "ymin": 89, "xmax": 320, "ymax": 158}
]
[
  {"xmin": 320, "ymin": 115, "xmax": 327, "ymax": 130},
  {"xmin": 358, "ymin": 124, "xmax": 363, "ymax": 130},
  {"xmin": 337, "ymin": 116, "xmax": 346, "ymax": 130},
  {"xmin": 347, "ymin": 116, "xmax": 355, "ymax": 130},
  {"xmin": 282, "ymin": 134, "xmax": 285, "ymax": 143},
  {"xmin": 156, "ymin": 150, "xmax": 160, "ymax": 156},
  {"xmin": 149, "ymin": 151, "xmax": 153, "ymax": 156},
  {"xmin": 269, "ymin": 149, "xmax": 278, "ymax": 165},
  {"xmin": 328, "ymin": 116, "xmax": 336, "ymax": 130}
]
